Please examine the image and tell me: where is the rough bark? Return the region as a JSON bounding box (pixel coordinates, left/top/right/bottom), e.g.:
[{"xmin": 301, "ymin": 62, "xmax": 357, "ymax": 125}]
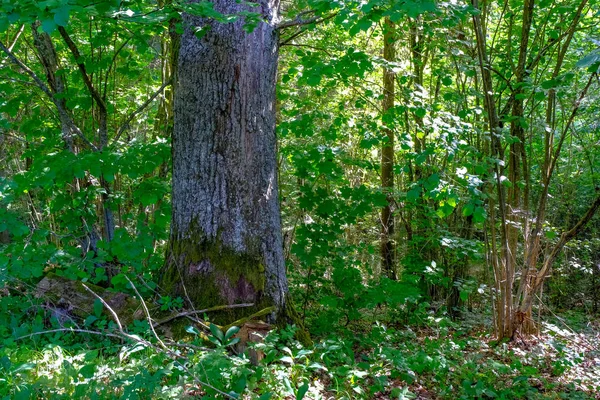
[
  {"xmin": 162, "ymin": 0, "xmax": 293, "ymax": 328},
  {"xmin": 380, "ymin": 18, "xmax": 396, "ymax": 280}
]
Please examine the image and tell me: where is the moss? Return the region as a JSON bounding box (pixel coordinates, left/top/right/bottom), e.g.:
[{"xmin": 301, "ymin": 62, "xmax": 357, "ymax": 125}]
[
  {"xmin": 160, "ymin": 224, "xmax": 311, "ymax": 344},
  {"xmin": 277, "ymin": 293, "xmax": 312, "ymax": 347},
  {"xmin": 160, "ymin": 227, "xmax": 273, "ymax": 328}
]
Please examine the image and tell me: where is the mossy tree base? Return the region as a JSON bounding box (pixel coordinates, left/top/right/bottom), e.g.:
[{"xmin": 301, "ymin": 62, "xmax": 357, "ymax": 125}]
[
  {"xmin": 160, "ymin": 236, "xmax": 311, "ymax": 345},
  {"xmin": 161, "ymin": 235, "xmax": 273, "ymax": 326}
]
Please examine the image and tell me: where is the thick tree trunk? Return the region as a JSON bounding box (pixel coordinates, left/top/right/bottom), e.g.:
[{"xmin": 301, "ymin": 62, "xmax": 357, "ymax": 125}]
[{"xmin": 161, "ymin": 0, "xmax": 291, "ymax": 326}]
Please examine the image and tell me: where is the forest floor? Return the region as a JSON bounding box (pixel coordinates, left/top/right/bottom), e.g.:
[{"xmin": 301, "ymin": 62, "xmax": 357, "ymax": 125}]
[{"xmin": 1, "ymin": 310, "xmax": 599, "ymax": 399}]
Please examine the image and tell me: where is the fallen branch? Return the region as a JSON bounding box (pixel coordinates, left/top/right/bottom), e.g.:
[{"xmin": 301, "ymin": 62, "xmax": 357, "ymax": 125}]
[
  {"xmin": 81, "ymin": 282, "xmax": 236, "ymax": 398},
  {"xmin": 16, "ymin": 328, "xmax": 124, "ymax": 341},
  {"xmin": 153, "ymin": 302, "xmax": 255, "ymax": 327},
  {"xmin": 223, "ymin": 306, "xmax": 275, "ymax": 331}
]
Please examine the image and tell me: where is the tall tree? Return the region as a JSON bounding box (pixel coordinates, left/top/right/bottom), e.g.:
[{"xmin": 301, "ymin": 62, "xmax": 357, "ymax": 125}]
[
  {"xmin": 161, "ymin": 0, "xmax": 295, "ymax": 327},
  {"xmin": 471, "ymin": 0, "xmax": 599, "ymax": 339},
  {"xmin": 381, "ymin": 18, "xmax": 397, "ymax": 280}
]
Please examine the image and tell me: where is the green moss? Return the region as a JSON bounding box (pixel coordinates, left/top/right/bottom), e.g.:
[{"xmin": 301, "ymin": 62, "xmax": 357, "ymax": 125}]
[
  {"xmin": 160, "ymin": 227, "xmax": 273, "ymax": 327},
  {"xmin": 159, "ymin": 224, "xmax": 312, "ymax": 344},
  {"xmin": 277, "ymin": 293, "xmax": 312, "ymax": 347}
]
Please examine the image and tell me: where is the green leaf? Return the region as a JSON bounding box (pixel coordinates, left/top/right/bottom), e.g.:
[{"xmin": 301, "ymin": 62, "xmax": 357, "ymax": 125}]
[
  {"xmin": 185, "ymin": 325, "xmax": 200, "ymax": 335},
  {"xmin": 12, "ymin": 362, "xmax": 36, "ymax": 373},
  {"xmin": 140, "ymin": 194, "xmax": 158, "ymax": 207},
  {"xmin": 93, "ymin": 298, "xmax": 103, "ymax": 318},
  {"xmin": 194, "ymin": 26, "xmax": 211, "ymax": 40},
  {"xmin": 224, "ymin": 325, "xmax": 240, "ymax": 340},
  {"xmin": 41, "ymin": 18, "xmax": 57, "ymax": 33},
  {"xmin": 296, "ymin": 383, "xmax": 309, "ymax": 400},
  {"xmin": 79, "ymin": 364, "xmax": 96, "ymax": 379},
  {"xmin": 233, "ymin": 375, "xmax": 247, "ymax": 393},
  {"xmin": 473, "ymin": 206, "xmax": 487, "ymax": 222},
  {"xmin": 54, "ymin": 5, "xmax": 70, "ymax": 27},
  {"xmin": 462, "ymin": 202, "xmax": 474, "ymax": 217},
  {"xmin": 0, "ymin": 17, "xmax": 9, "ymax": 33},
  {"xmin": 407, "ymin": 187, "xmax": 421, "ymax": 202},
  {"xmin": 576, "ymin": 50, "xmax": 600, "ymax": 69},
  {"xmin": 280, "ymin": 356, "xmax": 294, "ymax": 364},
  {"xmin": 14, "ymin": 386, "xmax": 31, "ymax": 400},
  {"xmin": 0, "ymin": 356, "xmax": 11, "ymax": 371},
  {"xmin": 349, "ymin": 18, "xmax": 372, "ymax": 36},
  {"xmin": 209, "ymin": 323, "xmax": 224, "ymax": 342},
  {"xmin": 541, "ymin": 79, "xmax": 559, "ymax": 90},
  {"xmin": 306, "ymin": 74, "xmax": 321, "ymax": 86},
  {"xmin": 414, "ymin": 107, "xmax": 427, "ymax": 118}
]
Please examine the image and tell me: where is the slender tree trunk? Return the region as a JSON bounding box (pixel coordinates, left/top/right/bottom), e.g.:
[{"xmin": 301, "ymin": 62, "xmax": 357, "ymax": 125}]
[
  {"xmin": 380, "ymin": 18, "xmax": 396, "ymax": 280},
  {"xmin": 31, "ymin": 23, "xmax": 103, "ymax": 255},
  {"xmin": 161, "ymin": 0, "xmax": 299, "ymax": 329},
  {"xmin": 0, "ymin": 134, "xmax": 9, "ymax": 245},
  {"xmin": 447, "ymin": 215, "xmax": 473, "ymax": 319},
  {"xmin": 507, "ymin": 0, "xmax": 534, "ymax": 334},
  {"xmin": 471, "ymin": 0, "xmax": 512, "ymax": 339}
]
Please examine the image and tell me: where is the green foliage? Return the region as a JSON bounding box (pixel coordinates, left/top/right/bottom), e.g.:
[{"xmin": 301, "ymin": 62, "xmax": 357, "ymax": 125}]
[{"xmin": 0, "ymin": 0, "xmax": 599, "ymax": 397}]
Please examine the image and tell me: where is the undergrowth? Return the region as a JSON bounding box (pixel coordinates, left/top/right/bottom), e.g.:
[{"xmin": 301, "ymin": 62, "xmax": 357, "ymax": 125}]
[{"xmin": 1, "ymin": 308, "xmax": 598, "ymax": 400}]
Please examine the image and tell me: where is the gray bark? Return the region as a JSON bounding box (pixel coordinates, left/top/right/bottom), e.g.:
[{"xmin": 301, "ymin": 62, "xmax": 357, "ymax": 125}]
[{"xmin": 165, "ymin": 0, "xmax": 288, "ymax": 320}]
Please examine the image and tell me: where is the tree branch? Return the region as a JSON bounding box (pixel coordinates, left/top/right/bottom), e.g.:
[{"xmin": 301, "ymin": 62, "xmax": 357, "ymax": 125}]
[
  {"xmin": 58, "ymin": 26, "xmax": 109, "ymax": 149},
  {"xmin": 0, "ymin": 40, "xmax": 98, "ymax": 151},
  {"xmin": 58, "ymin": 26, "xmax": 107, "ymax": 114},
  {"xmin": 533, "ymin": 192, "xmax": 600, "ymax": 289},
  {"xmin": 112, "ymin": 78, "xmax": 173, "ymax": 145},
  {"xmin": 153, "ymin": 302, "xmax": 255, "ymax": 327},
  {"xmin": 277, "ymin": 12, "xmax": 337, "ymax": 30}
]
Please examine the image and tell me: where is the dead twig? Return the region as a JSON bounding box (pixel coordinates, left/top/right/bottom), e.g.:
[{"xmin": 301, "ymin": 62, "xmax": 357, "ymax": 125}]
[{"xmin": 153, "ymin": 303, "xmax": 255, "ymax": 327}]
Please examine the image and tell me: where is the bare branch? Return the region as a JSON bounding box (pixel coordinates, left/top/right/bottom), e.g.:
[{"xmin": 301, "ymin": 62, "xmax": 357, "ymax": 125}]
[
  {"xmin": 0, "ymin": 40, "xmax": 98, "ymax": 151},
  {"xmin": 58, "ymin": 26, "xmax": 109, "ymax": 149},
  {"xmin": 16, "ymin": 328, "xmax": 124, "ymax": 341},
  {"xmin": 58, "ymin": 26, "xmax": 107, "ymax": 114},
  {"xmin": 153, "ymin": 302, "xmax": 255, "ymax": 327},
  {"xmin": 82, "ymin": 283, "xmax": 127, "ymax": 334},
  {"xmin": 533, "ymin": 192, "xmax": 600, "ymax": 289},
  {"xmin": 124, "ymin": 276, "xmax": 167, "ymax": 350},
  {"xmin": 112, "ymin": 78, "xmax": 173, "ymax": 145},
  {"xmin": 277, "ymin": 12, "xmax": 337, "ymax": 30}
]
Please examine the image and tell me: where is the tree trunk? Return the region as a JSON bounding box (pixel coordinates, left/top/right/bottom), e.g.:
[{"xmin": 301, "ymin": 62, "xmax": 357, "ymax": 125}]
[
  {"xmin": 471, "ymin": 0, "xmax": 512, "ymax": 339},
  {"xmin": 0, "ymin": 134, "xmax": 9, "ymax": 245},
  {"xmin": 161, "ymin": 0, "xmax": 292, "ymax": 327},
  {"xmin": 380, "ymin": 17, "xmax": 396, "ymax": 280}
]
